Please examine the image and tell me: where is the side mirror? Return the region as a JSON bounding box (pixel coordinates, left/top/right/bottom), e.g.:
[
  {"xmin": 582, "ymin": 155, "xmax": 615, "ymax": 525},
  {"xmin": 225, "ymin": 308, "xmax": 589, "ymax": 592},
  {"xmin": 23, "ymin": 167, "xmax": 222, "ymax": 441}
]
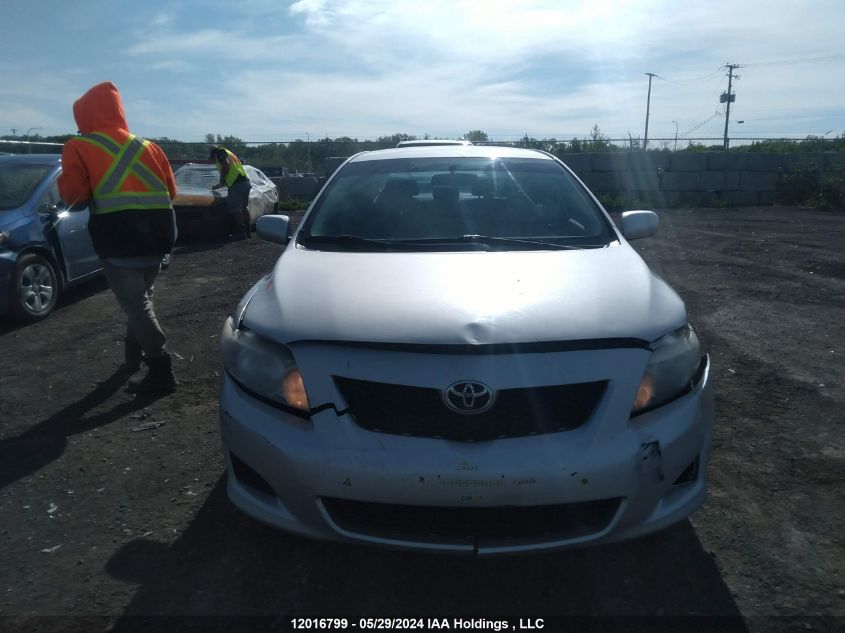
[
  {"xmin": 621, "ymin": 210, "xmax": 659, "ymax": 241},
  {"xmin": 256, "ymin": 214, "xmax": 290, "ymax": 244}
]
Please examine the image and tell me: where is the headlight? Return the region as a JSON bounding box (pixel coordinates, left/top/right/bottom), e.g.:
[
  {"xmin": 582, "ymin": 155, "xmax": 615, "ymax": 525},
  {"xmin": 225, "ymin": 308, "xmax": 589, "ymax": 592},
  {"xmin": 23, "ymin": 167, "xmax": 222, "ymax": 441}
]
[
  {"xmin": 221, "ymin": 317, "xmax": 311, "ymax": 415},
  {"xmin": 632, "ymin": 324, "xmax": 701, "ymax": 414}
]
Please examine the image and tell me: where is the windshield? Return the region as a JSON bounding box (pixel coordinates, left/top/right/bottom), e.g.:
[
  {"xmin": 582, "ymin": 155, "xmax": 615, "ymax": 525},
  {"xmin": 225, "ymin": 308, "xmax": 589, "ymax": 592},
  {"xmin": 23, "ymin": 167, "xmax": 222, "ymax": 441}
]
[
  {"xmin": 299, "ymin": 157, "xmax": 613, "ymax": 251},
  {"xmin": 174, "ymin": 164, "xmax": 219, "ymax": 190},
  {"xmin": 0, "ymin": 164, "xmax": 52, "ymax": 211}
]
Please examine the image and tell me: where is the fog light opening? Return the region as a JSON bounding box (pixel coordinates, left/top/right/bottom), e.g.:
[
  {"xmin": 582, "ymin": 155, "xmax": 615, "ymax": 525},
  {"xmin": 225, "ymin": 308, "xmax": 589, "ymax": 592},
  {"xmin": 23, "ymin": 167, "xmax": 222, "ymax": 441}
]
[
  {"xmin": 672, "ymin": 455, "xmax": 700, "ymax": 487},
  {"xmin": 230, "ymin": 452, "xmax": 277, "ymax": 498}
]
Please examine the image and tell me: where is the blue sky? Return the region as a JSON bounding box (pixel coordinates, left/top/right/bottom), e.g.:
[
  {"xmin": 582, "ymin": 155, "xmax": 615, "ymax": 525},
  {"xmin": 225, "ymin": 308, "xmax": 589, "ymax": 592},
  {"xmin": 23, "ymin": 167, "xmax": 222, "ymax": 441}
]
[{"xmin": 2, "ymin": 0, "xmax": 844, "ymax": 144}]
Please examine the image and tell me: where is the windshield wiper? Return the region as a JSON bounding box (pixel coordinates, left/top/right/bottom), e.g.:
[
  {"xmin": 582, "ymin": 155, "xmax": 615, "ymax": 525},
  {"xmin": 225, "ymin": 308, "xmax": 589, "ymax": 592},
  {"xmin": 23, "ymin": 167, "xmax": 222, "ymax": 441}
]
[
  {"xmin": 406, "ymin": 234, "xmax": 592, "ymax": 250},
  {"xmin": 299, "ymin": 234, "xmax": 421, "ymax": 250}
]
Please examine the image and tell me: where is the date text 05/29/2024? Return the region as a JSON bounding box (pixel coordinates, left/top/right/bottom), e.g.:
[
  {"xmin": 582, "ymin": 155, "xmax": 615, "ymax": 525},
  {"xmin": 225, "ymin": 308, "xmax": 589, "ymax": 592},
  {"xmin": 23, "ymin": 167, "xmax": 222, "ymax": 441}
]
[{"xmin": 290, "ymin": 618, "xmax": 545, "ymax": 631}]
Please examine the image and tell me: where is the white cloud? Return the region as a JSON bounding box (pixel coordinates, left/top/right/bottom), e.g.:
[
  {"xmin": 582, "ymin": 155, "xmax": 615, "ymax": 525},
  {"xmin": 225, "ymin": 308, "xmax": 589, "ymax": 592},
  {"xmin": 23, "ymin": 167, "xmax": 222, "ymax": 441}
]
[{"xmin": 8, "ymin": 0, "xmax": 843, "ymax": 139}]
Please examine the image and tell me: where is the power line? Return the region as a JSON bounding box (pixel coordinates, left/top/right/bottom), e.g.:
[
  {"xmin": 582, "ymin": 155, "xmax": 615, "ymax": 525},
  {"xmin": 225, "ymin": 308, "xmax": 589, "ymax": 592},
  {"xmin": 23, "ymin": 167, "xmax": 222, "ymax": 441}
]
[
  {"xmin": 655, "ymin": 67, "xmax": 725, "ymax": 84},
  {"xmin": 679, "ymin": 110, "xmax": 722, "ymax": 138},
  {"xmin": 744, "ymin": 54, "xmax": 845, "ymax": 68}
]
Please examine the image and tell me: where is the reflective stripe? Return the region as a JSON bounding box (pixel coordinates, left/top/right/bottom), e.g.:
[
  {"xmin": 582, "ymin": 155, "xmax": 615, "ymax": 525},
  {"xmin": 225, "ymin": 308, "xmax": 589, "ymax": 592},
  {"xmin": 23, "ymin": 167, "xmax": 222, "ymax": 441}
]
[
  {"xmin": 82, "ymin": 132, "xmax": 121, "ymax": 154},
  {"xmin": 98, "ymin": 136, "xmax": 145, "ymax": 194},
  {"xmin": 132, "ymin": 159, "xmax": 167, "ymax": 191},
  {"xmin": 94, "ymin": 193, "xmax": 173, "ymax": 213},
  {"xmin": 76, "ymin": 132, "xmax": 171, "ymax": 215}
]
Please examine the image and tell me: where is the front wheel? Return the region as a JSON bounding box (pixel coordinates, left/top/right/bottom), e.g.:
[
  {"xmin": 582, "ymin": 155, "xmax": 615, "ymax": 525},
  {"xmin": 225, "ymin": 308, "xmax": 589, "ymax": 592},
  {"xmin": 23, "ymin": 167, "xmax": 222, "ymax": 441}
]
[{"xmin": 11, "ymin": 253, "xmax": 59, "ymax": 322}]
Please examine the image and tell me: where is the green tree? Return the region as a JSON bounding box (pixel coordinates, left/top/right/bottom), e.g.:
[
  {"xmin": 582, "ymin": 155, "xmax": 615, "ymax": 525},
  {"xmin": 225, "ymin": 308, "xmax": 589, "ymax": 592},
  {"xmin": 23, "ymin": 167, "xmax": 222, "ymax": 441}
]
[{"xmin": 464, "ymin": 130, "xmax": 489, "ymax": 143}]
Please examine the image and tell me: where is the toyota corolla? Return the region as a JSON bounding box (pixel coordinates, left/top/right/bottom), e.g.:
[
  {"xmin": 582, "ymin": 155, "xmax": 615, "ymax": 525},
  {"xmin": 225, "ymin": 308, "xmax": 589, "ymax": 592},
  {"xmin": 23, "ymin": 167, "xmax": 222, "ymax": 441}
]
[{"xmin": 219, "ymin": 145, "xmax": 713, "ymax": 554}]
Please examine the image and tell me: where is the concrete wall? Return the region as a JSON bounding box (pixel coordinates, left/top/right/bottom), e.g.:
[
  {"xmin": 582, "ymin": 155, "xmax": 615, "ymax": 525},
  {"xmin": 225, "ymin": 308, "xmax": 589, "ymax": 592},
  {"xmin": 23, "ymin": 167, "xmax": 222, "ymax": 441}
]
[
  {"xmin": 559, "ymin": 151, "xmax": 838, "ymax": 207},
  {"xmin": 270, "ymin": 176, "xmax": 324, "ymax": 200},
  {"xmin": 270, "ymin": 151, "xmax": 840, "ymax": 206}
]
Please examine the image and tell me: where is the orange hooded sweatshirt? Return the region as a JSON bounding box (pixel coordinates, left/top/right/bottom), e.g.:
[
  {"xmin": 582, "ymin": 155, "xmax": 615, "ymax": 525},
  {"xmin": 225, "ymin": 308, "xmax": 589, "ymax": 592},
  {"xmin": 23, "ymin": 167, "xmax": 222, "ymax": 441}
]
[
  {"xmin": 58, "ymin": 81, "xmax": 176, "ymax": 206},
  {"xmin": 58, "ymin": 82, "xmax": 177, "ymax": 258}
]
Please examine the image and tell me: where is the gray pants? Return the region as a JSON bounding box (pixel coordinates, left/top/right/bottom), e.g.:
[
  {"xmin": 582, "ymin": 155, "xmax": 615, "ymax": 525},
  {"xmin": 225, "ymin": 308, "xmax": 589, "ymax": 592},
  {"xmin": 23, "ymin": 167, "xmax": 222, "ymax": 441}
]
[
  {"xmin": 227, "ymin": 179, "xmax": 252, "ymax": 234},
  {"xmin": 102, "ymin": 262, "xmax": 167, "ymax": 359}
]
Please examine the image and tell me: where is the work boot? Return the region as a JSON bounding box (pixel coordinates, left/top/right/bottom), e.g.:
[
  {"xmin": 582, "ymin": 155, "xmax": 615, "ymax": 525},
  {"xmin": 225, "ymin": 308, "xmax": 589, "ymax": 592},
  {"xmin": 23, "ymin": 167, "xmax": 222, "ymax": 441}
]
[
  {"xmin": 124, "ymin": 338, "xmax": 144, "ymax": 373},
  {"xmin": 128, "ymin": 352, "xmax": 178, "ymax": 395}
]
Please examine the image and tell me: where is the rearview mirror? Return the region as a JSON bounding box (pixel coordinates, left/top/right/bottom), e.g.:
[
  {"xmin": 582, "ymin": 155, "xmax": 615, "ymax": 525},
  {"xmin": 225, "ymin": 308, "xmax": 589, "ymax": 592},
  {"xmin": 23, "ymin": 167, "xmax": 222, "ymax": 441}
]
[
  {"xmin": 621, "ymin": 210, "xmax": 659, "ymax": 241},
  {"xmin": 256, "ymin": 214, "xmax": 290, "ymax": 244}
]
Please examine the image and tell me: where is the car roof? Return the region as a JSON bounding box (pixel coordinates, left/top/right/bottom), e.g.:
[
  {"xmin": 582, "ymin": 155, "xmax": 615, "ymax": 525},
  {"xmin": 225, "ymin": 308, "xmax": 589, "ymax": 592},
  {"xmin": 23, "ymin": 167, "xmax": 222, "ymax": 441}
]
[
  {"xmin": 396, "ymin": 139, "xmax": 473, "ymax": 147},
  {"xmin": 348, "ymin": 145, "xmax": 553, "ymax": 162},
  {"xmin": 0, "ymin": 153, "xmax": 61, "ymax": 166}
]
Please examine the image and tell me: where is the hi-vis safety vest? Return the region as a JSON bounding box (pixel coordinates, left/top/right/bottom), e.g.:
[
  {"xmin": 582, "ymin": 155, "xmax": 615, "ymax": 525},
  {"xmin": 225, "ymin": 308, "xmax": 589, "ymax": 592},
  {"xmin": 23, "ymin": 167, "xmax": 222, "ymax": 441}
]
[
  {"xmin": 218, "ymin": 148, "xmax": 248, "ymax": 187},
  {"xmin": 76, "ymin": 132, "xmax": 171, "ymax": 214}
]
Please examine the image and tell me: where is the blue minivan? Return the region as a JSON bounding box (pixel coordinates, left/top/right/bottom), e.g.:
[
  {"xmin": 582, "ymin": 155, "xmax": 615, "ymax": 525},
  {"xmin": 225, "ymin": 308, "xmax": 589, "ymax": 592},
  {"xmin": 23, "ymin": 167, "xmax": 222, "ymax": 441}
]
[{"xmin": 0, "ymin": 154, "xmax": 103, "ymax": 322}]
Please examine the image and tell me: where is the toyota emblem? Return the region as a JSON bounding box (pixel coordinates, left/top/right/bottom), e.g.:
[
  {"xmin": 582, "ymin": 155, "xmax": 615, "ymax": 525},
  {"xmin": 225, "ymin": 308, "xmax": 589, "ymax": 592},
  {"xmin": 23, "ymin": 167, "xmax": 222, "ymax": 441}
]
[{"xmin": 443, "ymin": 380, "xmax": 495, "ymax": 415}]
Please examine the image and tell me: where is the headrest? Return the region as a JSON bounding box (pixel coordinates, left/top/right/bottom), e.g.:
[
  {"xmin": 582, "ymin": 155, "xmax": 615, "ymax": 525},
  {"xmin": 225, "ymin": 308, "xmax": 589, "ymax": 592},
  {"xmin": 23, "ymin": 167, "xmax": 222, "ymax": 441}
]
[
  {"xmin": 380, "ymin": 179, "xmax": 419, "ymax": 197},
  {"xmin": 430, "ymin": 173, "xmax": 478, "ymax": 188},
  {"xmin": 471, "ymin": 179, "xmax": 495, "ymax": 197},
  {"xmin": 432, "ymin": 186, "xmax": 459, "ymax": 203}
]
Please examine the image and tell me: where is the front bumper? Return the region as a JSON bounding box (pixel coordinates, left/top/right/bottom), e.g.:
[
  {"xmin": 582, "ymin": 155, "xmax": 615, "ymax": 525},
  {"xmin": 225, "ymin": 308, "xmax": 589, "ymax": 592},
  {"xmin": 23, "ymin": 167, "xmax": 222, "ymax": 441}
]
[{"xmin": 219, "ymin": 353, "xmax": 712, "ymax": 555}]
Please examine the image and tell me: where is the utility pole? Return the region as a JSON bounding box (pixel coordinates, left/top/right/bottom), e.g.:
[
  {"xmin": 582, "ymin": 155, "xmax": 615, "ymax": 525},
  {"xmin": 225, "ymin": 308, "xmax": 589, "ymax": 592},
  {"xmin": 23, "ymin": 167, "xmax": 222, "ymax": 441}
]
[
  {"xmin": 672, "ymin": 120, "xmax": 678, "ymax": 151},
  {"xmin": 644, "ymin": 72, "xmax": 657, "ymax": 150},
  {"xmin": 721, "ymin": 64, "xmax": 741, "ymax": 150}
]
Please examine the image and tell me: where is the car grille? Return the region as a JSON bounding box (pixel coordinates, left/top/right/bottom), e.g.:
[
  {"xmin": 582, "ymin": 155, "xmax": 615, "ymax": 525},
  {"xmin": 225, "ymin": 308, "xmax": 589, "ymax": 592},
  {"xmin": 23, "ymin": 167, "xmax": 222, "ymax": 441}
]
[
  {"xmin": 321, "ymin": 497, "xmax": 622, "ymax": 544},
  {"xmin": 333, "ymin": 377, "xmax": 607, "ymax": 441}
]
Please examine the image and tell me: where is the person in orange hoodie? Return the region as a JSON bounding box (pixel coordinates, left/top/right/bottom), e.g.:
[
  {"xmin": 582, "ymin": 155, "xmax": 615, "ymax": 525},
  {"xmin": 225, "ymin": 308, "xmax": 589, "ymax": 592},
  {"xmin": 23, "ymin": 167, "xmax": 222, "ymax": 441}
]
[{"xmin": 58, "ymin": 81, "xmax": 179, "ymax": 395}]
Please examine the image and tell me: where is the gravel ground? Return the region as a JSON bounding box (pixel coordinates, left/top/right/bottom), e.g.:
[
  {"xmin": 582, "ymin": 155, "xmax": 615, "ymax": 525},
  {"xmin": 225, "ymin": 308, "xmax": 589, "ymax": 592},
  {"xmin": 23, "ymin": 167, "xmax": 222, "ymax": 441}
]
[{"xmin": 0, "ymin": 206, "xmax": 842, "ymax": 633}]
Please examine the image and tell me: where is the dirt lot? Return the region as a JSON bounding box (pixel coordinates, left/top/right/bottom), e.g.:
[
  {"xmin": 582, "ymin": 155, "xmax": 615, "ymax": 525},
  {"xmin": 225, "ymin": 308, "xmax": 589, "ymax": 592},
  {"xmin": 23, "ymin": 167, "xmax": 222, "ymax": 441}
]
[{"xmin": 1, "ymin": 207, "xmax": 843, "ymax": 633}]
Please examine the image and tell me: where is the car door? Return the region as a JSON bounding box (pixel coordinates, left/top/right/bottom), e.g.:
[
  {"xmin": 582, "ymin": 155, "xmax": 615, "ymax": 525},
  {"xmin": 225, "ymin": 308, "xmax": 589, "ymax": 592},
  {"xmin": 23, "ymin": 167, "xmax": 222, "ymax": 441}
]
[{"xmin": 40, "ymin": 178, "xmax": 101, "ymax": 281}]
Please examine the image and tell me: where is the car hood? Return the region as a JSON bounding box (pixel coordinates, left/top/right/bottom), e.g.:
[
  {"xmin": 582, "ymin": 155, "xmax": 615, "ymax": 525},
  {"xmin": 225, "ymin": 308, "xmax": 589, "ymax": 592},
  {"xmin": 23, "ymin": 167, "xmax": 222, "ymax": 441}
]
[
  {"xmin": 243, "ymin": 244, "xmax": 687, "ymax": 346},
  {"xmin": 172, "ymin": 187, "xmax": 225, "ymax": 207}
]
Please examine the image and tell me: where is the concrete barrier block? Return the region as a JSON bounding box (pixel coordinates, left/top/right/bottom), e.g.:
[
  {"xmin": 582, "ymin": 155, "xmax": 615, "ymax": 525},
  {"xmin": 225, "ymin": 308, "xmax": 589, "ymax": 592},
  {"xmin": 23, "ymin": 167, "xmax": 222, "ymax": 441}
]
[
  {"xmin": 700, "ymin": 171, "xmax": 740, "ymax": 191},
  {"xmin": 592, "ymin": 152, "xmax": 629, "ymax": 172},
  {"xmin": 660, "ymin": 172, "xmax": 701, "ymax": 191},
  {"xmin": 746, "ymin": 153, "xmax": 794, "ymax": 172},
  {"xmin": 725, "ymin": 190, "xmax": 759, "ymax": 206},
  {"xmin": 560, "ymin": 153, "xmax": 592, "ymax": 174},
  {"xmin": 707, "ymin": 152, "xmax": 748, "ymax": 171},
  {"xmin": 740, "ymin": 171, "xmax": 779, "ymax": 192},
  {"xmin": 657, "ymin": 191, "xmax": 681, "ymax": 208},
  {"xmin": 580, "ymin": 172, "xmax": 618, "ymax": 192},
  {"xmin": 628, "ymin": 151, "xmax": 670, "ymax": 172},
  {"xmin": 281, "ymin": 176, "xmax": 322, "ymax": 199},
  {"xmin": 758, "ymin": 191, "xmax": 776, "ymax": 205},
  {"xmin": 622, "ymin": 169, "xmax": 660, "ymax": 192},
  {"xmin": 669, "ymin": 153, "xmax": 708, "ymax": 172}
]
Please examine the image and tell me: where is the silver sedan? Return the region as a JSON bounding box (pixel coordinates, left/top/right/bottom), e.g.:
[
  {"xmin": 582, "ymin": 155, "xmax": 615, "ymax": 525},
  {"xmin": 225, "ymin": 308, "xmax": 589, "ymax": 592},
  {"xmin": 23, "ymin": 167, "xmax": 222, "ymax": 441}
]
[{"xmin": 219, "ymin": 145, "xmax": 713, "ymax": 554}]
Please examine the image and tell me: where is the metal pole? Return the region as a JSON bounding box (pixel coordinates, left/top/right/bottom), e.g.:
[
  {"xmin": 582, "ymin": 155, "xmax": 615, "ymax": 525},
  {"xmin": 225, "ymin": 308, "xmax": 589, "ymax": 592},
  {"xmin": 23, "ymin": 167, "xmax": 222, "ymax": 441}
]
[
  {"xmin": 25, "ymin": 127, "xmax": 42, "ymax": 153},
  {"xmin": 644, "ymin": 73, "xmax": 656, "ymax": 150},
  {"xmin": 723, "ymin": 65, "xmax": 737, "ymax": 151},
  {"xmin": 672, "ymin": 120, "xmax": 678, "ymax": 151}
]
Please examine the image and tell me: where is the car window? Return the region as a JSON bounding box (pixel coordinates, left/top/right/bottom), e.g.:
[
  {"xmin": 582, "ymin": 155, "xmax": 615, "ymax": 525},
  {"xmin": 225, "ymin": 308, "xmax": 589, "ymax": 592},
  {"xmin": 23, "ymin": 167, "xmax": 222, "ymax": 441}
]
[
  {"xmin": 174, "ymin": 164, "xmax": 219, "ymax": 190},
  {"xmin": 301, "ymin": 157, "xmax": 612, "ymax": 248},
  {"xmin": 39, "ymin": 180, "xmax": 61, "ymax": 210},
  {"xmin": 0, "ymin": 164, "xmax": 52, "ymax": 211}
]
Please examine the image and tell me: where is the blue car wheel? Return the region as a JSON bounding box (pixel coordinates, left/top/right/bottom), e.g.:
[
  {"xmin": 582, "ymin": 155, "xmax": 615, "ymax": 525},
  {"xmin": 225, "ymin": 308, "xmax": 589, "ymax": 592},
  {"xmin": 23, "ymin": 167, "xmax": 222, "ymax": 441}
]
[{"xmin": 12, "ymin": 252, "xmax": 58, "ymax": 322}]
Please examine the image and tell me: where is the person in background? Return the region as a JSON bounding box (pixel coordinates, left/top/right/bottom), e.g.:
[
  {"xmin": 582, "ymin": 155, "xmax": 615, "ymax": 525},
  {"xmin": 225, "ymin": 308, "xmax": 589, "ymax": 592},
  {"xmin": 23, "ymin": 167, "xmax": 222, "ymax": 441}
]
[
  {"xmin": 210, "ymin": 145, "xmax": 251, "ymax": 239},
  {"xmin": 58, "ymin": 81, "xmax": 178, "ymax": 395}
]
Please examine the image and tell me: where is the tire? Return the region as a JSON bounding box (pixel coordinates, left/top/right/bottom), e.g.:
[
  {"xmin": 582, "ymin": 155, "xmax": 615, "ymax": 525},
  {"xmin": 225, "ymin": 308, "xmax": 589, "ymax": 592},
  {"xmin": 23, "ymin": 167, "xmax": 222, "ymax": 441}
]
[{"xmin": 11, "ymin": 253, "xmax": 59, "ymax": 322}]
